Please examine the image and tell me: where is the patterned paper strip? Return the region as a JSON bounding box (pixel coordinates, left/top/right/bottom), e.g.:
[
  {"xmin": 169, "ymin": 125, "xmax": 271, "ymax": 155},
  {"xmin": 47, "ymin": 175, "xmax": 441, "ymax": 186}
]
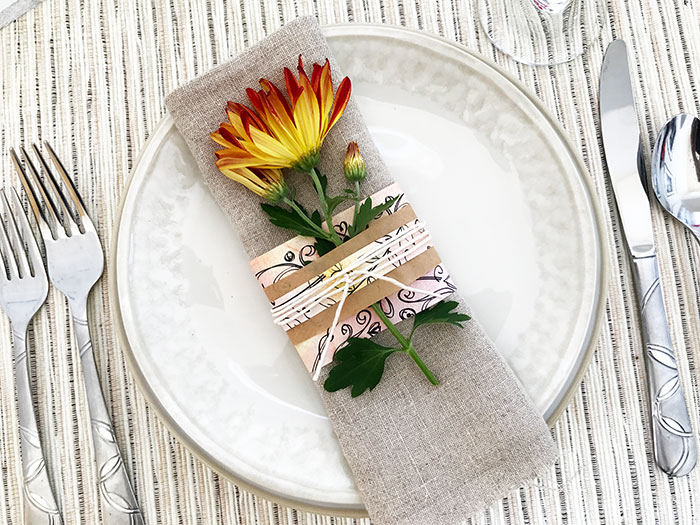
[{"xmin": 250, "ymin": 184, "xmax": 456, "ymax": 373}]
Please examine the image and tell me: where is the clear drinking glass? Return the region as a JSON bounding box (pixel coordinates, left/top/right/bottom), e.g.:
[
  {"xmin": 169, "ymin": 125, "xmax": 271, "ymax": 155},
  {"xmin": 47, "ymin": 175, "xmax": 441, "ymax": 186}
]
[{"xmin": 478, "ymin": 0, "xmax": 604, "ymax": 66}]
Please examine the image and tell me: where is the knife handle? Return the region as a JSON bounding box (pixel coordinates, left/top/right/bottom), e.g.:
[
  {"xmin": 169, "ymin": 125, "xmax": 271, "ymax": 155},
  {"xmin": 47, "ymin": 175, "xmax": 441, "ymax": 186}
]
[{"xmin": 632, "ymin": 254, "xmax": 697, "ymax": 476}]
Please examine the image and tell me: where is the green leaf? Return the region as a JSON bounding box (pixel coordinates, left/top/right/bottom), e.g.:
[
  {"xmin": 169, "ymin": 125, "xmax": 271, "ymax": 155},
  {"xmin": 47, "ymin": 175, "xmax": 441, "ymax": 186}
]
[
  {"xmin": 294, "ymin": 200, "xmax": 325, "ymax": 227},
  {"xmin": 348, "ymin": 195, "xmax": 398, "ymax": 237},
  {"xmin": 261, "ymin": 203, "xmax": 322, "ymax": 238},
  {"xmin": 326, "ymin": 194, "xmax": 352, "ymax": 215},
  {"xmin": 314, "ymin": 171, "xmax": 328, "ymax": 195},
  {"xmin": 323, "ymin": 338, "xmax": 400, "ymax": 397},
  {"xmin": 310, "ymin": 210, "xmax": 323, "ymax": 227},
  {"xmin": 314, "ymin": 237, "xmax": 336, "ymax": 257},
  {"xmin": 411, "ymin": 301, "xmax": 470, "ymax": 334}
]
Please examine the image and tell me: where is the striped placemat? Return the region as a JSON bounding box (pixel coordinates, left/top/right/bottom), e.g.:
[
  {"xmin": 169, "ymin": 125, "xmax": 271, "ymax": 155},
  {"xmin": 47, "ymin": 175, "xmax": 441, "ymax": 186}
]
[{"xmin": 0, "ymin": 1, "xmax": 699, "ymax": 523}]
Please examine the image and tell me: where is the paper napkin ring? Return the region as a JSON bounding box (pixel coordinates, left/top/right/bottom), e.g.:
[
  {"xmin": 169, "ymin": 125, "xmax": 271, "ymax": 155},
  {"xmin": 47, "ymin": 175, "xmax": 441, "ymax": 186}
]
[{"xmin": 249, "ymin": 184, "xmax": 456, "ymax": 377}]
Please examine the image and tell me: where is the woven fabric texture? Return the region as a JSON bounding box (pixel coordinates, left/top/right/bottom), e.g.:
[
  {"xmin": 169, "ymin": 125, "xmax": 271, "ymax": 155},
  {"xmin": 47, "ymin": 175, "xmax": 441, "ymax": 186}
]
[{"xmin": 0, "ymin": 1, "xmax": 699, "ymax": 524}]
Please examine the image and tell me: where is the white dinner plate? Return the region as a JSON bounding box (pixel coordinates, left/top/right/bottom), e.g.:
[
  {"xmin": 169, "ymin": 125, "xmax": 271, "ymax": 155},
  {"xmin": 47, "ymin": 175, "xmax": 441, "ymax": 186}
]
[{"xmin": 112, "ymin": 25, "xmax": 607, "ymax": 514}]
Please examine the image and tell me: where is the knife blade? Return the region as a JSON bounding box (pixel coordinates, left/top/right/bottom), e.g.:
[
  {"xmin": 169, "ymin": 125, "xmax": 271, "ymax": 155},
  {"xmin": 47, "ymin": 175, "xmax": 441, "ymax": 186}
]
[
  {"xmin": 600, "ymin": 40, "xmax": 655, "ymax": 257},
  {"xmin": 600, "ymin": 40, "xmax": 697, "ymax": 476}
]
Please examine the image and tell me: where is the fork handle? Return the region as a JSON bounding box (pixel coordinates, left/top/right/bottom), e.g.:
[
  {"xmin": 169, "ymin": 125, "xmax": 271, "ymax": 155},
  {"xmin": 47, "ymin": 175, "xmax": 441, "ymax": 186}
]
[
  {"xmin": 632, "ymin": 255, "xmax": 697, "ymax": 476},
  {"xmin": 13, "ymin": 327, "xmax": 64, "ymax": 524},
  {"xmin": 69, "ymin": 300, "xmax": 144, "ymax": 525}
]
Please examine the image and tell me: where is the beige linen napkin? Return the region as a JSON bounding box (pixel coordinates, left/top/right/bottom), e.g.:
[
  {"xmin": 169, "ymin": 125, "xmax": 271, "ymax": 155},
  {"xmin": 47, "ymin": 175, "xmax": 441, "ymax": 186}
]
[{"xmin": 166, "ymin": 16, "xmax": 557, "ymax": 524}]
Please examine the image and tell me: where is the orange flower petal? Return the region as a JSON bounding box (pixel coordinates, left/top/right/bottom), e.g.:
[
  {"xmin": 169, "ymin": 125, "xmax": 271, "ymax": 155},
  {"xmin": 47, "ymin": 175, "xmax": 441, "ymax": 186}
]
[
  {"xmin": 241, "ymin": 104, "xmax": 269, "ymax": 134},
  {"xmin": 260, "ymin": 79, "xmax": 295, "ymax": 122},
  {"xmin": 284, "ymin": 67, "xmax": 303, "ymax": 106},
  {"xmin": 310, "ymin": 62, "xmax": 323, "ymax": 102},
  {"xmin": 225, "ymin": 108, "xmax": 247, "ymax": 137},
  {"xmin": 258, "ymin": 94, "xmax": 304, "ymax": 155},
  {"xmin": 246, "ymin": 88, "xmax": 267, "ymax": 118},
  {"xmin": 212, "ymin": 124, "xmax": 243, "ymax": 149},
  {"xmin": 318, "ymin": 60, "xmax": 333, "ymax": 128},
  {"xmin": 327, "ymin": 77, "xmax": 351, "ymax": 131}
]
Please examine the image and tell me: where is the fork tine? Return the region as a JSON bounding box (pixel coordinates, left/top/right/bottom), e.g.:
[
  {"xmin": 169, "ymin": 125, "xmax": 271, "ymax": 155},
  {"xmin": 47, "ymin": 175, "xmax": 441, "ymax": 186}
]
[
  {"xmin": 0, "ymin": 190, "xmax": 31, "ymax": 278},
  {"xmin": 43, "ymin": 141, "xmax": 88, "ymax": 219},
  {"xmin": 10, "ymin": 148, "xmax": 44, "ymax": 225},
  {"xmin": 32, "ymin": 143, "xmax": 80, "ymax": 234},
  {"xmin": 10, "ymin": 147, "xmax": 60, "ymax": 238},
  {"xmin": 22, "ymin": 146, "xmax": 72, "ymax": 236},
  {"xmin": 0, "ymin": 201, "xmax": 19, "ymax": 280},
  {"xmin": 8, "ymin": 188, "xmax": 44, "ymax": 278}
]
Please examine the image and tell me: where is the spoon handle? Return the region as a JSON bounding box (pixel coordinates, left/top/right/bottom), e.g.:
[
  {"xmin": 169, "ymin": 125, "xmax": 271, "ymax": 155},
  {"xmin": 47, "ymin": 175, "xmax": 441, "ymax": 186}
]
[{"xmin": 632, "ymin": 254, "xmax": 697, "ymax": 476}]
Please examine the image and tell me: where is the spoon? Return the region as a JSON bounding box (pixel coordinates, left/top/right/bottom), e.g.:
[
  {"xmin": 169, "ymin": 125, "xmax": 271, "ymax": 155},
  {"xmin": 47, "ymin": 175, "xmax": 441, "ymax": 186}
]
[{"xmin": 651, "ymin": 113, "xmax": 700, "ymax": 242}]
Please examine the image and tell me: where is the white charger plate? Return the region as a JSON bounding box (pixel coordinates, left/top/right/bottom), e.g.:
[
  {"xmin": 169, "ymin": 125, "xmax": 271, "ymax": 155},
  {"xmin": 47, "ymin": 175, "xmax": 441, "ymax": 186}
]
[{"xmin": 112, "ymin": 25, "xmax": 607, "ymax": 514}]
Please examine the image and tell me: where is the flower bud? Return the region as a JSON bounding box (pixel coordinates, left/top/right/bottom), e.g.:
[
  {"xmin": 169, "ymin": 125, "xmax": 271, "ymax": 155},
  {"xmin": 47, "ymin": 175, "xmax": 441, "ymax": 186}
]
[
  {"xmin": 264, "ymin": 179, "xmax": 290, "ymax": 203},
  {"xmin": 344, "ymin": 142, "xmax": 366, "ymax": 182}
]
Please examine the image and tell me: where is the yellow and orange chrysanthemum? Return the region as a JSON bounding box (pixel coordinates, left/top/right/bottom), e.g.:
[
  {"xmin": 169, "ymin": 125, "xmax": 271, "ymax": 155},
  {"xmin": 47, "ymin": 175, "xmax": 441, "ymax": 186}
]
[{"xmin": 212, "ymin": 56, "xmax": 352, "ymax": 190}]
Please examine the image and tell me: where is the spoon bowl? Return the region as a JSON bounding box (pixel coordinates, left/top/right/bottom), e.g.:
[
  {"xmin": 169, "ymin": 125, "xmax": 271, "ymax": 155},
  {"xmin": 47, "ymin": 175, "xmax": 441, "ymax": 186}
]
[{"xmin": 651, "ymin": 113, "xmax": 700, "ymax": 241}]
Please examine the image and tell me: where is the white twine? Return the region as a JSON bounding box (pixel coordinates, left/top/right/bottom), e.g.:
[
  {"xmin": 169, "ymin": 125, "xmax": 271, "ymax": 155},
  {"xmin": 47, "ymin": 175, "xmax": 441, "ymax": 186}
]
[
  {"xmin": 271, "ymin": 220, "xmax": 429, "ymax": 325},
  {"xmin": 271, "ymin": 220, "xmax": 427, "ymax": 321},
  {"xmin": 274, "ymin": 232, "xmax": 434, "ymax": 327}
]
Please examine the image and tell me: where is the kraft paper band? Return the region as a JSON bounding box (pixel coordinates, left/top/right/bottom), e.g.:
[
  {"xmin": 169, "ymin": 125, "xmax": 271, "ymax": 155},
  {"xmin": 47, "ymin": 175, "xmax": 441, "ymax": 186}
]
[
  {"xmin": 286, "ymin": 246, "xmax": 442, "ymax": 345},
  {"xmin": 264, "ymin": 204, "xmax": 417, "ymax": 302}
]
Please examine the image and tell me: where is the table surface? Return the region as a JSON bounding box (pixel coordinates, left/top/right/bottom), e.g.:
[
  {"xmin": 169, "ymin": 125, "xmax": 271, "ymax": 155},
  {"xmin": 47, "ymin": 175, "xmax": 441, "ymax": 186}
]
[{"xmin": 1, "ymin": 1, "xmax": 700, "ymax": 524}]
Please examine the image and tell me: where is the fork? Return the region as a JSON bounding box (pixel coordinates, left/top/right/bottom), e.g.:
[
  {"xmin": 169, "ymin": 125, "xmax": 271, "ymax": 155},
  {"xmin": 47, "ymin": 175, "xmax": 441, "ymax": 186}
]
[
  {"xmin": 11, "ymin": 144, "xmax": 145, "ymax": 525},
  {"xmin": 0, "ymin": 187, "xmax": 63, "ymax": 524}
]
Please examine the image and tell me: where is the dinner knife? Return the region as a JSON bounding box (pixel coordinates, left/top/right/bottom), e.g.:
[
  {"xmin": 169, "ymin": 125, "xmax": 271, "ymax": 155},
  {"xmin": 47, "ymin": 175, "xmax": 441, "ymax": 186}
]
[{"xmin": 600, "ymin": 40, "xmax": 697, "ymax": 476}]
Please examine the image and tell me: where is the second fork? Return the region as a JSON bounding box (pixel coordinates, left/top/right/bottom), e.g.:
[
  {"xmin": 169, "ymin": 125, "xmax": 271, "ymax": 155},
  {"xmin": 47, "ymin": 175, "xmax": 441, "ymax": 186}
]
[{"xmin": 0, "ymin": 188, "xmax": 63, "ymax": 524}]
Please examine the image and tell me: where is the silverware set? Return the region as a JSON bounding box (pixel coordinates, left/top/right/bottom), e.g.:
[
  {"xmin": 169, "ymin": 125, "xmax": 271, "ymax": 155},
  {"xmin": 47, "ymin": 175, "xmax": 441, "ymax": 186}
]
[
  {"xmin": 1, "ymin": 143, "xmax": 144, "ymax": 524},
  {"xmin": 600, "ymin": 40, "xmax": 697, "ymax": 476}
]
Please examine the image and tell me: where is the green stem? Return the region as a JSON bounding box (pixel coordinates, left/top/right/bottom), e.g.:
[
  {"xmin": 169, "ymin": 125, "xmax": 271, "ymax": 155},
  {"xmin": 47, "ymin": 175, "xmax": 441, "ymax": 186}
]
[
  {"xmin": 283, "ymin": 197, "xmax": 333, "ymax": 241},
  {"xmin": 304, "ymin": 168, "xmax": 439, "ymax": 387},
  {"xmin": 309, "ymin": 167, "xmax": 344, "ymax": 246},
  {"xmin": 371, "ymin": 303, "xmax": 410, "ymax": 347},
  {"xmin": 353, "ymin": 180, "xmax": 361, "ymax": 227},
  {"xmin": 407, "ymin": 346, "xmax": 439, "ymax": 385},
  {"xmin": 371, "ymin": 303, "xmax": 439, "ymax": 385}
]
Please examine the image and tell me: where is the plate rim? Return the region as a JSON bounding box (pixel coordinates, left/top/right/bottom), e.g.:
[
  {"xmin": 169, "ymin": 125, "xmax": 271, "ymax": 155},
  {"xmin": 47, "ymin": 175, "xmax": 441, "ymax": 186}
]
[{"xmin": 109, "ymin": 22, "xmax": 609, "ymax": 516}]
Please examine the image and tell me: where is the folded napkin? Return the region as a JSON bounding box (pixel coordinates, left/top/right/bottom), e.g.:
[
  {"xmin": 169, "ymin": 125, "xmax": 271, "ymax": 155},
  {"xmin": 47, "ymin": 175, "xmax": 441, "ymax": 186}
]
[{"xmin": 166, "ymin": 16, "xmax": 557, "ymax": 524}]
